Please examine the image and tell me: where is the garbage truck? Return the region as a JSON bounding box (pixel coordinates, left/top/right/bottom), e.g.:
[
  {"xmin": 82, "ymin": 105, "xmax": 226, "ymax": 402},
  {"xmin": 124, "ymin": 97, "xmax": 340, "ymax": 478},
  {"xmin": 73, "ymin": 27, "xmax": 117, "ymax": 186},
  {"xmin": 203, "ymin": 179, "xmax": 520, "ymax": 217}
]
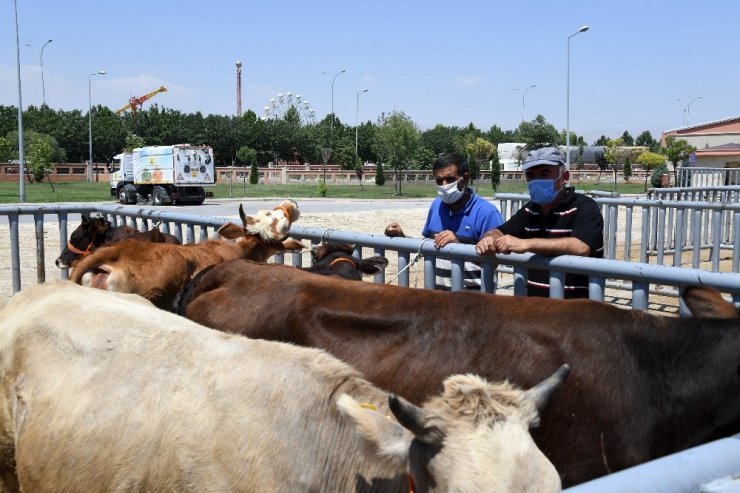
[{"xmin": 110, "ymin": 144, "xmax": 216, "ymax": 205}]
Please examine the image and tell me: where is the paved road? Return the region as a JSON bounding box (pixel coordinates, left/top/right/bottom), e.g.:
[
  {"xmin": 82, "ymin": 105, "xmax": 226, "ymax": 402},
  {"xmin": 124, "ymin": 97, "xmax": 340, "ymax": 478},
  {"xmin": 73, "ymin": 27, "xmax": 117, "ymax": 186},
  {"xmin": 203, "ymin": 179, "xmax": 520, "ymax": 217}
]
[{"xmin": 163, "ymin": 197, "xmax": 430, "ymax": 217}]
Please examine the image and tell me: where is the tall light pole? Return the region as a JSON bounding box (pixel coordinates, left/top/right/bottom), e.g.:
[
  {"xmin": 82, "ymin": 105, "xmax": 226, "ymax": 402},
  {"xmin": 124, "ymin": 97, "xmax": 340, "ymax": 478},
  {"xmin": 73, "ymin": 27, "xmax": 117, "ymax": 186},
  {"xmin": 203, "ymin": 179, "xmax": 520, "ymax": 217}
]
[
  {"xmin": 88, "ymin": 70, "xmax": 107, "ymax": 183},
  {"xmin": 566, "ymin": 25, "xmax": 589, "ymax": 170},
  {"xmin": 13, "ymin": 0, "xmax": 25, "ymax": 202},
  {"xmin": 355, "ymin": 88, "xmax": 368, "ymax": 161},
  {"xmin": 686, "ymin": 96, "xmax": 703, "ymax": 126},
  {"xmin": 25, "ymin": 39, "xmax": 53, "ymax": 107},
  {"xmin": 513, "ymin": 84, "xmax": 536, "ymax": 122},
  {"xmin": 330, "ymin": 69, "xmax": 345, "ymax": 141}
]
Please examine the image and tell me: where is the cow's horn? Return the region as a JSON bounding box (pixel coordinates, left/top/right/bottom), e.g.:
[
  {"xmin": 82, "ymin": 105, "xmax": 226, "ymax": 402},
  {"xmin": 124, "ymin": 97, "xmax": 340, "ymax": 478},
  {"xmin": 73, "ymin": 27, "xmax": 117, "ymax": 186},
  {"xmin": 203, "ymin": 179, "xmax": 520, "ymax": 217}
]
[
  {"xmin": 239, "ymin": 203, "xmax": 247, "ymax": 225},
  {"xmin": 526, "ymin": 364, "xmax": 570, "ymax": 414},
  {"xmin": 389, "ymin": 394, "xmax": 444, "ymax": 445}
]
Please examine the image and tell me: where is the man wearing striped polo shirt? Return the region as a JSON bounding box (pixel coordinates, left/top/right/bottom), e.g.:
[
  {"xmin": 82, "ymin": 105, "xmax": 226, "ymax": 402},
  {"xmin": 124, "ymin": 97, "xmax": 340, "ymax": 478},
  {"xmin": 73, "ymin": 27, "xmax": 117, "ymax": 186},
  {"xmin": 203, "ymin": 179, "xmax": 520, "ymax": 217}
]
[{"xmin": 475, "ymin": 146, "xmax": 604, "ymax": 299}]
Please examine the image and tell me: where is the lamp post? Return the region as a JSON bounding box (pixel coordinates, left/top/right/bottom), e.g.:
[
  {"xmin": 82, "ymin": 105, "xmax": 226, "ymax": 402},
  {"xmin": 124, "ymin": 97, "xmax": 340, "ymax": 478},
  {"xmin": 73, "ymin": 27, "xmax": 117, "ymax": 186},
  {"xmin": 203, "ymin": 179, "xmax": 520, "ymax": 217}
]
[
  {"xmin": 25, "ymin": 39, "xmax": 53, "ymax": 107},
  {"xmin": 355, "ymin": 88, "xmax": 368, "ymax": 160},
  {"xmin": 686, "ymin": 96, "xmax": 703, "ymax": 126},
  {"xmin": 13, "ymin": 0, "xmax": 25, "ymax": 203},
  {"xmin": 566, "ymin": 25, "xmax": 589, "ymax": 170},
  {"xmin": 330, "ymin": 69, "xmax": 345, "ymax": 141},
  {"xmin": 513, "ymin": 84, "xmax": 536, "ymax": 122},
  {"xmin": 88, "ymin": 70, "xmax": 107, "ymax": 183}
]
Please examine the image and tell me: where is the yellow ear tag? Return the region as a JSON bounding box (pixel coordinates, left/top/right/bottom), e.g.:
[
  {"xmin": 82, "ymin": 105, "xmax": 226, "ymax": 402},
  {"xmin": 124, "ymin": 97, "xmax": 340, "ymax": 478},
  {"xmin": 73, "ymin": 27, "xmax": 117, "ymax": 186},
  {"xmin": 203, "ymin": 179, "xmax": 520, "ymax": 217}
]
[{"xmin": 359, "ymin": 402, "xmax": 378, "ymax": 411}]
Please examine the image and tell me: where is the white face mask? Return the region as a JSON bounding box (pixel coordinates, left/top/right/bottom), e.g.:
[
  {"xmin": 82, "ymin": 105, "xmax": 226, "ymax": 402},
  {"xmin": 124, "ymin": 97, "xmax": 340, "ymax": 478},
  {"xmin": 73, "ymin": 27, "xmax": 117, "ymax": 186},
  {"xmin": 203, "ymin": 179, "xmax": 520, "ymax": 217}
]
[{"xmin": 437, "ymin": 178, "xmax": 464, "ymax": 204}]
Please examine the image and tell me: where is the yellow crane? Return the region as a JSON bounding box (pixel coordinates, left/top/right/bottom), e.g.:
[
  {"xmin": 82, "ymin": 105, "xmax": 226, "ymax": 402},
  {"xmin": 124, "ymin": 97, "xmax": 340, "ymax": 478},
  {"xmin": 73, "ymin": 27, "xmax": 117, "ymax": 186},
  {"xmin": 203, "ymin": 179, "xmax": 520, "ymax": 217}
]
[{"xmin": 115, "ymin": 86, "xmax": 167, "ymax": 116}]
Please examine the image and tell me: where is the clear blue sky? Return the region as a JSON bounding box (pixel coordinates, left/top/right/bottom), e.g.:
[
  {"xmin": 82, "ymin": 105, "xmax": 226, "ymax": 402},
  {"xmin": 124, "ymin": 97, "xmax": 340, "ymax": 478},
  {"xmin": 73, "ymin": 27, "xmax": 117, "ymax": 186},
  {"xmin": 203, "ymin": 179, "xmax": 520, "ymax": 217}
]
[{"xmin": 3, "ymin": 0, "xmax": 739, "ymax": 144}]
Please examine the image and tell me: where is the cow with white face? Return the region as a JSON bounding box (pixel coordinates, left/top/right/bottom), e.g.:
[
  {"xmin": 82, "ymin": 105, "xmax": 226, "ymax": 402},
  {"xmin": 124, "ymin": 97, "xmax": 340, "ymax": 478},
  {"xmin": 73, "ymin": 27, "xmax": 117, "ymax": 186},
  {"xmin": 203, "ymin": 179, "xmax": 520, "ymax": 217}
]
[
  {"xmin": 0, "ymin": 282, "xmax": 566, "ymax": 493},
  {"xmin": 69, "ymin": 199, "xmax": 304, "ymax": 310}
]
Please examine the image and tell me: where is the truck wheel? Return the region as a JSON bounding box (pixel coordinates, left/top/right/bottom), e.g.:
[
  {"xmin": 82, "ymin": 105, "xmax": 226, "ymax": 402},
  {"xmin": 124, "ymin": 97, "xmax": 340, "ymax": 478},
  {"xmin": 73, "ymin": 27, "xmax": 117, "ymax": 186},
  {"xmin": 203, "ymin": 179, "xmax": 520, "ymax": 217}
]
[
  {"xmin": 152, "ymin": 186, "xmax": 169, "ymax": 206},
  {"xmin": 119, "ymin": 184, "xmax": 138, "ymax": 205}
]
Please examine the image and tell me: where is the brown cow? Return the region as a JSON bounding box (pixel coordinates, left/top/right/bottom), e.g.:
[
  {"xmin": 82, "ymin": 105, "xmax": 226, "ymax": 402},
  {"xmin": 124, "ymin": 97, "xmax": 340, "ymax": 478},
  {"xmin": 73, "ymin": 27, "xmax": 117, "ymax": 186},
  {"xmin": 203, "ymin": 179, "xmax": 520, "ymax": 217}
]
[
  {"xmin": 177, "ymin": 258, "xmax": 740, "ymax": 487},
  {"xmin": 55, "ymin": 214, "xmax": 180, "ymax": 269},
  {"xmin": 70, "ymin": 200, "xmax": 303, "ymax": 310},
  {"xmin": 304, "ymin": 243, "xmax": 388, "ymax": 280},
  {"xmin": 0, "ymin": 281, "xmax": 568, "ymax": 492}
]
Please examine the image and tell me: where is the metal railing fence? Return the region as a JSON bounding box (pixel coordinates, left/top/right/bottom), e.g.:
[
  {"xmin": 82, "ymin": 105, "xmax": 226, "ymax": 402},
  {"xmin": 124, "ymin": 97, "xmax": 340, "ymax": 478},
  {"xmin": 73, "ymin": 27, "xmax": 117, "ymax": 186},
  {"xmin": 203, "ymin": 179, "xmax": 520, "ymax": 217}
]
[
  {"xmin": 2, "ymin": 204, "xmax": 739, "ymax": 312},
  {"xmin": 495, "ymin": 193, "xmax": 739, "ymax": 273},
  {"xmin": 676, "ymin": 167, "xmax": 740, "ymax": 187}
]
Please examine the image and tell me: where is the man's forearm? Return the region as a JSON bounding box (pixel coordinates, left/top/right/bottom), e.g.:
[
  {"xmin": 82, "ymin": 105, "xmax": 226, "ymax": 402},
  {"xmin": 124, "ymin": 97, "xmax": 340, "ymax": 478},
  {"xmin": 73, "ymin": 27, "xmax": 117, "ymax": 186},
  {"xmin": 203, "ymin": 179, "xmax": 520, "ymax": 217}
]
[{"xmin": 482, "ymin": 228, "xmax": 503, "ymax": 241}]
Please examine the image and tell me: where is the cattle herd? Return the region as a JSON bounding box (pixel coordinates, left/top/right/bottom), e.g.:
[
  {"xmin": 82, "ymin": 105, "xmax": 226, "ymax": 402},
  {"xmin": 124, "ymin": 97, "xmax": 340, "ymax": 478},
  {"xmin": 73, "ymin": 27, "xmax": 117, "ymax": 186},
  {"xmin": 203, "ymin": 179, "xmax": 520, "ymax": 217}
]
[{"xmin": 0, "ymin": 199, "xmax": 736, "ymax": 492}]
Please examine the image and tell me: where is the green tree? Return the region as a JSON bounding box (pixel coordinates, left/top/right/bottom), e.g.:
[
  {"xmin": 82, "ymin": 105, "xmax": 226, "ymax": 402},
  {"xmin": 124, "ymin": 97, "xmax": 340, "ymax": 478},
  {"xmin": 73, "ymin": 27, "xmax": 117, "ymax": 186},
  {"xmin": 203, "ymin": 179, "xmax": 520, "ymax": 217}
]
[
  {"xmin": 621, "ymin": 130, "xmax": 634, "ymax": 146},
  {"xmin": 123, "ymin": 132, "xmax": 146, "ymax": 152},
  {"xmin": 372, "ymin": 111, "xmax": 420, "ymax": 195},
  {"xmin": 622, "ymin": 156, "xmax": 632, "ymax": 182},
  {"xmin": 249, "ymin": 161, "xmax": 259, "ymax": 184},
  {"xmin": 375, "ymin": 162, "xmax": 386, "ymax": 186},
  {"xmin": 594, "ymin": 135, "xmax": 609, "ymax": 146},
  {"xmin": 635, "ymin": 130, "xmax": 659, "ymax": 152},
  {"xmin": 464, "ymin": 137, "xmax": 495, "ymax": 183},
  {"xmin": 605, "ymin": 138, "xmax": 627, "ymax": 190},
  {"xmin": 26, "ymin": 132, "xmax": 55, "ymax": 183},
  {"xmin": 484, "ymin": 124, "xmax": 512, "ymax": 145},
  {"xmin": 662, "ymin": 136, "xmax": 696, "ymax": 185},
  {"xmin": 489, "ymin": 149, "xmax": 501, "ymax": 194},
  {"xmin": 637, "ymin": 151, "xmax": 667, "ymax": 192},
  {"xmin": 236, "ymin": 145, "xmax": 258, "ymax": 189},
  {"xmin": 651, "ymin": 163, "xmax": 669, "ymax": 188},
  {"xmin": 515, "ymin": 115, "xmax": 559, "ymax": 150},
  {"xmin": 420, "ymin": 124, "xmax": 461, "ymax": 155}
]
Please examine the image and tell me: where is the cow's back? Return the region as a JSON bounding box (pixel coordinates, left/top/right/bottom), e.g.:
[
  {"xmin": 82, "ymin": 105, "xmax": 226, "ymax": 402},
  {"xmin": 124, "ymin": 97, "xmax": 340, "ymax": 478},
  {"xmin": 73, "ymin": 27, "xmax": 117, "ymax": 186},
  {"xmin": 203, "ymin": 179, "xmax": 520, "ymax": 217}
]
[{"xmin": 181, "ymin": 259, "xmax": 740, "ymax": 486}]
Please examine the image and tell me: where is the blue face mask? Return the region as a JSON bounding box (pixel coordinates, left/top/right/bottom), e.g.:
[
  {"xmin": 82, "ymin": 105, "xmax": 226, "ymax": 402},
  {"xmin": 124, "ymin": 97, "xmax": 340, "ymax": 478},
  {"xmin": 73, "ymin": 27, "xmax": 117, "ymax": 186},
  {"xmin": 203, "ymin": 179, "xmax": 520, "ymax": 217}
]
[{"xmin": 527, "ymin": 174, "xmax": 562, "ymax": 205}]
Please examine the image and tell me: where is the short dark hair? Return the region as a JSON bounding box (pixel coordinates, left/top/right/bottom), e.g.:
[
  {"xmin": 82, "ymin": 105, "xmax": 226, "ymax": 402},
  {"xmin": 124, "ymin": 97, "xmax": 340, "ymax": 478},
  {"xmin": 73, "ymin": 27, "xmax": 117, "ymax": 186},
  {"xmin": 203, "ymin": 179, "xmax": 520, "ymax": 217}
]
[{"xmin": 432, "ymin": 153, "xmax": 469, "ymax": 176}]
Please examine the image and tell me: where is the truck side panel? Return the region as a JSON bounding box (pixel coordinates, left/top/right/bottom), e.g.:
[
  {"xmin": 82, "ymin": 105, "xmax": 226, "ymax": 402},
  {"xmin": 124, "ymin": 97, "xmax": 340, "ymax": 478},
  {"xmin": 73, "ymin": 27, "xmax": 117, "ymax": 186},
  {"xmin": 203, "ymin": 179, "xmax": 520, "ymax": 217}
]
[{"xmin": 133, "ymin": 146, "xmax": 175, "ymax": 184}]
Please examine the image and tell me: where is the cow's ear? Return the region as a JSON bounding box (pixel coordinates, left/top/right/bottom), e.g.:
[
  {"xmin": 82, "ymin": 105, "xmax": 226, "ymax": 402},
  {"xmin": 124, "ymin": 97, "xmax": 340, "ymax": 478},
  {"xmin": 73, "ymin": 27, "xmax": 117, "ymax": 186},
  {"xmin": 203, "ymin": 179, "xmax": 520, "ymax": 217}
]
[
  {"xmin": 218, "ymin": 223, "xmax": 244, "ymax": 239},
  {"xmin": 336, "ymin": 394, "xmax": 408, "ymax": 474},
  {"xmin": 81, "ymin": 214, "xmax": 89, "ymax": 225},
  {"xmin": 358, "ymin": 256, "xmax": 389, "ymax": 276},
  {"xmin": 92, "ymin": 217, "xmax": 110, "ymax": 234},
  {"xmin": 681, "ymin": 286, "xmax": 738, "ymax": 319},
  {"xmin": 280, "ymin": 239, "xmax": 305, "ymax": 251}
]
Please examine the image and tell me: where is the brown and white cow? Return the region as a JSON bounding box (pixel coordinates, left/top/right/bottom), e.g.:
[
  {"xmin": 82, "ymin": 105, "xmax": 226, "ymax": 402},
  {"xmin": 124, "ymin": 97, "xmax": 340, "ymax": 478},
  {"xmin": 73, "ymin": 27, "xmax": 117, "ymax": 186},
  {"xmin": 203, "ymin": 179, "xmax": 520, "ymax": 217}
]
[
  {"xmin": 0, "ymin": 281, "xmax": 567, "ymax": 493},
  {"xmin": 55, "ymin": 214, "xmax": 181, "ymax": 269},
  {"xmin": 69, "ymin": 200, "xmax": 304, "ymax": 310},
  {"xmin": 177, "ymin": 258, "xmax": 740, "ymax": 487}
]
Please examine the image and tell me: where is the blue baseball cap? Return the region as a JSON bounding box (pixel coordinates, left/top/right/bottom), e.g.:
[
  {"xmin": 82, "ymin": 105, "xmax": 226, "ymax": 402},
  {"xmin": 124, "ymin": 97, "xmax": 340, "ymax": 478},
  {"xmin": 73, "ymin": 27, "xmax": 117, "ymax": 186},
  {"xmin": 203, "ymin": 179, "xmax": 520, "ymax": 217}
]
[{"xmin": 522, "ymin": 147, "xmax": 566, "ymax": 171}]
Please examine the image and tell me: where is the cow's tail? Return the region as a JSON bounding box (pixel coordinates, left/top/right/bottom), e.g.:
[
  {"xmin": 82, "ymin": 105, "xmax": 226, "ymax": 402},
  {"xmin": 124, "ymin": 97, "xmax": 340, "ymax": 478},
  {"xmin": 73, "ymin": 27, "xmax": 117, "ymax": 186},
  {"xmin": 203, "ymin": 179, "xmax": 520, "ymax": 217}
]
[{"xmin": 174, "ymin": 264, "xmax": 218, "ymax": 317}]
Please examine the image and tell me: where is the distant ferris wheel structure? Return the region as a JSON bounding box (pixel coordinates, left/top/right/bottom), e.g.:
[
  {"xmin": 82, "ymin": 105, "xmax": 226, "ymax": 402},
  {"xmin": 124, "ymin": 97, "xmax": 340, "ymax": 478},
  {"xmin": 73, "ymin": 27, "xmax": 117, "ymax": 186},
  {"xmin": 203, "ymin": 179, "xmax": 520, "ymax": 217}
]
[{"xmin": 261, "ymin": 92, "xmax": 316, "ymax": 124}]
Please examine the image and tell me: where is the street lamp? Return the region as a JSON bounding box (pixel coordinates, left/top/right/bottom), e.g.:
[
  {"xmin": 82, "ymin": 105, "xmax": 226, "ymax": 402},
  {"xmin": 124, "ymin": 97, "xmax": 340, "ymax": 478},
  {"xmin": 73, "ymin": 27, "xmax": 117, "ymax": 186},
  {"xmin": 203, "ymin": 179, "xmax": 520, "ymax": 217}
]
[
  {"xmin": 25, "ymin": 39, "xmax": 53, "ymax": 107},
  {"xmin": 566, "ymin": 25, "xmax": 589, "ymax": 170},
  {"xmin": 513, "ymin": 84, "xmax": 536, "ymax": 122},
  {"xmin": 686, "ymin": 96, "xmax": 703, "ymax": 126},
  {"xmin": 88, "ymin": 70, "xmax": 107, "ymax": 183},
  {"xmin": 355, "ymin": 89, "xmax": 368, "ymax": 161},
  {"xmin": 13, "ymin": 0, "xmax": 25, "ymax": 203},
  {"xmin": 330, "ymin": 69, "xmax": 345, "ymax": 141}
]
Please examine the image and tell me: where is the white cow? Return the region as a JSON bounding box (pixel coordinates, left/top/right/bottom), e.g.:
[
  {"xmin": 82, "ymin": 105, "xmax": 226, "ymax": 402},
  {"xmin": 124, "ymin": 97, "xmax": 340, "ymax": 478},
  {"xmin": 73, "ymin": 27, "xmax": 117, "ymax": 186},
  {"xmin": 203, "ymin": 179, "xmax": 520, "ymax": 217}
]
[{"xmin": 0, "ymin": 282, "xmax": 567, "ymax": 493}]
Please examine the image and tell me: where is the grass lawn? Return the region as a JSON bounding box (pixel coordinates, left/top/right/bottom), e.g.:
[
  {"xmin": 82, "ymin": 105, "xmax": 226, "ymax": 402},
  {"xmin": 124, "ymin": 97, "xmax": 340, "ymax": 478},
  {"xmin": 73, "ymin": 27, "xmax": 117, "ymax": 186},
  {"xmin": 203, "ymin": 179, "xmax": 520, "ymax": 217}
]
[{"xmin": 0, "ymin": 178, "xmax": 651, "ymax": 204}]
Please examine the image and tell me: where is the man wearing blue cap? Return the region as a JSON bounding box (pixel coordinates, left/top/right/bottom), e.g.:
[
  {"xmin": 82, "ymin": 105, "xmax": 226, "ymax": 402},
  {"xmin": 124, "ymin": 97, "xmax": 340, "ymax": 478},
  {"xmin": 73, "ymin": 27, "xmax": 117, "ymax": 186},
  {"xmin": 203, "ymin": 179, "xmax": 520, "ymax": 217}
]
[{"xmin": 475, "ymin": 146, "xmax": 603, "ymax": 298}]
